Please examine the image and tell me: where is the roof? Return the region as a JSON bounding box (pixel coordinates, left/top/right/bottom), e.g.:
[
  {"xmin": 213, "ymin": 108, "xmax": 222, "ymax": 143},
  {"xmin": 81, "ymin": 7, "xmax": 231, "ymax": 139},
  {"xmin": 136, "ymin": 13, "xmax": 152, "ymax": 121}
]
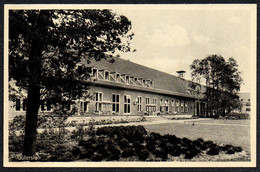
[
  {"xmin": 82, "ymin": 57, "xmax": 200, "ymax": 99},
  {"xmin": 238, "ymin": 92, "xmax": 250, "ymax": 100}
]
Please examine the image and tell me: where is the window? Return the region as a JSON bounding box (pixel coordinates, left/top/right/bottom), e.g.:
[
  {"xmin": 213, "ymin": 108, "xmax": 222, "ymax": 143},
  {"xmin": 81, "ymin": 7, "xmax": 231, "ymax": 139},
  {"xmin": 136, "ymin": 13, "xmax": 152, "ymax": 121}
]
[
  {"xmin": 246, "ymin": 108, "xmax": 250, "ymax": 111},
  {"xmin": 22, "ymin": 99, "xmax": 27, "ymax": 111},
  {"xmin": 143, "ymin": 80, "xmax": 146, "ymax": 86},
  {"xmin": 16, "ymin": 99, "xmax": 21, "ymax": 111},
  {"xmin": 105, "ymin": 71, "xmax": 110, "ymax": 80},
  {"xmin": 92, "ymin": 68, "xmax": 98, "ymax": 79},
  {"xmin": 160, "ymin": 99, "xmax": 163, "ymax": 105},
  {"xmin": 165, "ymin": 100, "xmax": 169, "ymax": 112},
  {"xmin": 116, "ymin": 73, "xmax": 120, "ymax": 82},
  {"xmin": 171, "ymin": 100, "xmax": 175, "ymax": 107},
  {"xmin": 112, "ymin": 94, "xmax": 120, "ymax": 113},
  {"xmin": 181, "ymin": 100, "xmax": 184, "ymax": 112},
  {"xmin": 40, "ymin": 101, "xmax": 45, "ymax": 111},
  {"xmin": 95, "ymin": 92, "xmax": 103, "ymax": 111},
  {"xmin": 78, "ymin": 100, "xmax": 89, "ymax": 114},
  {"xmin": 146, "ymin": 97, "xmax": 150, "ymax": 111},
  {"xmin": 46, "ymin": 100, "xmax": 52, "ymax": 111},
  {"xmin": 126, "ymin": 76, "xmax": 130, "ymax": 84},
  {"xmin": 241, "ymin": 99, "xmax": 243, "ymax": 102},
  {"xmin": 248, "ymin": 99, "xmax": 250, "ymax": 102},
  {"xmin": 185, "ymin": 101, "xmax": 188, "ymax": 112},
  {"xmin": 176, "ymin": 100, "xmax": 179, "ymax": 112},
  {"xmin": 152, "ymin": 98, "xmax": 157, "ymax": 111},
  {"xmin": 134, "ymin": 78, "xmax": 138, "ymax": 84},
  {"xmin": 137, "ymin": 96, "xmax": 142, "ymax": 112},
  {"xmin": 124, "ymin": 95, "xmax": 131, "ymax": 114},
  {"xmin": 153, "ymin": 98, "xmax": 157, "ymax": 105},
  {"xmin": 150, "ymin": 81, "xmax": 153, "ymax": 87}
]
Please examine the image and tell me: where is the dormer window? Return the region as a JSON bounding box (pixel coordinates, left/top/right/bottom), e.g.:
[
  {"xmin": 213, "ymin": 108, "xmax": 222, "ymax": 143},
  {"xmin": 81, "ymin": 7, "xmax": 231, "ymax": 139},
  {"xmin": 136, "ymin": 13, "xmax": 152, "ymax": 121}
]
[
  {"xmin": 150, "ymin": 81, "xmax": 153, "ymax": 87},
  {"xmin": 126, "ymin": 76, "xmax": 130, "ymax": 84},
  {"xmin": 105, "ymin": 71, "xmax": 110, "ymax": 80},
  {"xmin": 134, "ymin": 77, "xmax": 138, "ymax": 84},
  {"xmin": 116, "ymin": 73, "xmax": 120, "ymax": 82},
  {"xmin": 92, "ymin": 68, "xmax": 98, "ymax": 79},
  {"xmin": 143, "ymin": 80, "xmax": 146, "ymax": 86}
]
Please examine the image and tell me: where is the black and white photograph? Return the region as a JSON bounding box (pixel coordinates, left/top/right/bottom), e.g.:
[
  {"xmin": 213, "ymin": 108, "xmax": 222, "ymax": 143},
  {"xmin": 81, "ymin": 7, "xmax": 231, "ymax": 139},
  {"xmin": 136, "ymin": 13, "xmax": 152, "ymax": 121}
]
[{"xmin": 4, "ymin": 4, "xmax": 257, "ymax": 167}]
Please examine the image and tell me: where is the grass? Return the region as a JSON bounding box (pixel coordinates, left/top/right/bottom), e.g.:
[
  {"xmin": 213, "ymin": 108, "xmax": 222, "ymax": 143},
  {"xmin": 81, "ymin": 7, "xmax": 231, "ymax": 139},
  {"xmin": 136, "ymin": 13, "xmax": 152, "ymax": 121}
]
[{"xmin": 144, "ymin": 120, "xmax": 250, "ymax": 152}]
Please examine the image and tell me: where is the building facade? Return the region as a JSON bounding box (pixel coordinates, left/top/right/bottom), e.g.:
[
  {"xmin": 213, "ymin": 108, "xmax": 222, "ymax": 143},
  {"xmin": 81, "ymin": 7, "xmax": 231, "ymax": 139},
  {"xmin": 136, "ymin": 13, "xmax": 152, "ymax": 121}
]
[
  {"xmin": 10, "ymin": 57, "xmax": 205, "ymax": 118},
  {"xmin": 238, "ymin": 92, "xmax": 251, "ymax": 113}
]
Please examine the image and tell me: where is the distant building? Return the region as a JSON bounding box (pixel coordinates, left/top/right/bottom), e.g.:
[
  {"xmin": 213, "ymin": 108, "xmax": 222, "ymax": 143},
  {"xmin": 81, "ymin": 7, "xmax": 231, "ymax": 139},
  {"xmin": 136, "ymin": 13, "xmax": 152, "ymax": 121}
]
[
  {"xmin": 238, "ymin": 92, "xmax": 251, "ymax": 113},
  {"xmin": 9, "ymin": 57, "xmax": 207, "ymax": 118}
]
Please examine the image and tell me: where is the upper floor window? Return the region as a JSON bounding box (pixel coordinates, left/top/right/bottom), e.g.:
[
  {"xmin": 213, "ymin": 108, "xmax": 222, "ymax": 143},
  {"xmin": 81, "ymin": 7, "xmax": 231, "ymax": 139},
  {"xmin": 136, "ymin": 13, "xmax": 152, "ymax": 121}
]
[
  {"xmin": 153, "ymin": 98, "xmax": 157, "ymax": 105},
  {"xmin": 248, "ymin": 99, "xmax": 250, "ymax": 102},
  {"xmin": 171, "ymin": 100, "xmax": 175, "ymax": 107},
  {"xmin": 160, "ymin": 99, "xmax": 163, "ymax": 105}
]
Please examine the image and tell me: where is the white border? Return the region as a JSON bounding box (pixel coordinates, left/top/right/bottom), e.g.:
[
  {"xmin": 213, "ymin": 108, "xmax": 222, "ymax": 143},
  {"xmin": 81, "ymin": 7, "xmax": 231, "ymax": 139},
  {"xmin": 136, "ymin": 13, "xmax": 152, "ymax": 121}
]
[{"xmin": 4, "ymin": 4, "xmax": 257, "ymax": 167}]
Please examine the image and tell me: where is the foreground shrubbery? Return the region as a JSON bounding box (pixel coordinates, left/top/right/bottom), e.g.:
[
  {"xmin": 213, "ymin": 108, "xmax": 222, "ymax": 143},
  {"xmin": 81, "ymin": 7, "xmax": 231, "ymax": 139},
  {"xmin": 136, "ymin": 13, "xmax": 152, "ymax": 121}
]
[{"xmin": 10, "ymin": 125, "xmax": 244, "ymax": 161}]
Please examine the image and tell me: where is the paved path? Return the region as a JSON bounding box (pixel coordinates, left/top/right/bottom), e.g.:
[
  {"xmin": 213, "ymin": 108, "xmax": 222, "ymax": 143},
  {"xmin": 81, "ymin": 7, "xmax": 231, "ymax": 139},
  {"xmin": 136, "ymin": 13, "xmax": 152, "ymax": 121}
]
[{"xmin": 38, "ymin": 117, "xmax": 216, "ymax": 133}]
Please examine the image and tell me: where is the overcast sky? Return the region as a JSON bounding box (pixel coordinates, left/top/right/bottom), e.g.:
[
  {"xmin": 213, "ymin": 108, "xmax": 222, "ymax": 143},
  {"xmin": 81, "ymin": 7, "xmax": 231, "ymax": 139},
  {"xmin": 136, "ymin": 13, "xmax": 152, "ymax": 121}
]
[{"xmin": 113, "ymin": 5, "xmax": 256, "ymax": 93}]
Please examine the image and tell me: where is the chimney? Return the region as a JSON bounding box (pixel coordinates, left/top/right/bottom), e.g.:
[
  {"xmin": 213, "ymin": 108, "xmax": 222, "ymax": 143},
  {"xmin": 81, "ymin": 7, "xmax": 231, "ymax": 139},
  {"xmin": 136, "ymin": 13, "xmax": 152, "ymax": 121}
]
[{"xmin": 176, "ymin": 70, "xmax": 186, "ymax": 79}]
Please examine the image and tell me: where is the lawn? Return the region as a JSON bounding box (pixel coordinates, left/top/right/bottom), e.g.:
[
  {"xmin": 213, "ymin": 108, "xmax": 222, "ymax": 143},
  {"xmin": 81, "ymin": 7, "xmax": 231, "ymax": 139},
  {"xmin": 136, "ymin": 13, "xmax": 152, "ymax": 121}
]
[{"xmin": 144, "ymin": 120, "xmax": 250, "ymax": 152}]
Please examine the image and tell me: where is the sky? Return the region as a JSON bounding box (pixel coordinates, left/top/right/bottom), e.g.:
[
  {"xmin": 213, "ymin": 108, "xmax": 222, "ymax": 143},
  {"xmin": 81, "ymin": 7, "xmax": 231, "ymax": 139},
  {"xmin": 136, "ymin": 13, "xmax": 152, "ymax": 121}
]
[{"xmin": 112, "ymin": 5, "xmax": 256, "ymax": 93}]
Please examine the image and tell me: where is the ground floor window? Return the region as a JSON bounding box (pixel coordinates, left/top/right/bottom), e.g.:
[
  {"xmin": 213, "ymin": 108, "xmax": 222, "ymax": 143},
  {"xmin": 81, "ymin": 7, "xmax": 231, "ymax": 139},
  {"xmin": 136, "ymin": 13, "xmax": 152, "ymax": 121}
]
[
  {"xmin": 185, "ymin": 101, "xmax": 188, "ymax": 112},
  {"xmin": 137, "ymin": 96, "xmax": 142, "ymax": 112},
  {"xmin": 124, "ymin": 95, "xmax": 131, "ymax": 114},
  {"xmin": 181, "ymin": 100, "xmax": 184, "ymax": 112},
  {"xmin": 146, "ymin": 97, "xmax": 150, "ymax": 111},
  {"xmin": 112, "ymin": 94, "xmax": 120, "ymax": 113},
  {"xmin": 15, "ymin": 99, "xmax": 21, "ymax": 111},
  {"xmin": 95, "ymin": 92, "xmax": 103, "ymax": 111},
  {"xmin": 176, "ymin": 100, "xmax": 179, "ymax": 112},
  {"xmin": 165, "ymin": 106, "xmax": 169, "ymax": 112},
  {"xmin": 79, "ymin": 100, "xmax": 89, "ymax": 114}
]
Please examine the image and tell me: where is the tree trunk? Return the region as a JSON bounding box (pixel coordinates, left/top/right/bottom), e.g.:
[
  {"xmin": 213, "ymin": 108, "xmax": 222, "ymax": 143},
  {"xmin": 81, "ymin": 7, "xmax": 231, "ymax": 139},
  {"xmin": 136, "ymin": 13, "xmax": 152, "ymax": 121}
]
[
  {"xmin": 23, "ymin": 38, "xmax": 43, "ymax": 156},
  {"xmin": 23, "ymin": 83, "xmax": 41, "ymax": 156}
]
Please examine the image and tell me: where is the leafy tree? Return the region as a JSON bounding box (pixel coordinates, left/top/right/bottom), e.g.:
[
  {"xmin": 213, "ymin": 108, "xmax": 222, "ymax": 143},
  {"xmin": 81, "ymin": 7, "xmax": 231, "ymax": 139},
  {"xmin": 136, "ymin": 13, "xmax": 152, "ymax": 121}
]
[
  {"xmin": 9, "ymin": 10, "xmax": 133, "ymax": 156},
  {"xmin": 190, "ymin": 54, "xmax": 242, "ymax": 117}
]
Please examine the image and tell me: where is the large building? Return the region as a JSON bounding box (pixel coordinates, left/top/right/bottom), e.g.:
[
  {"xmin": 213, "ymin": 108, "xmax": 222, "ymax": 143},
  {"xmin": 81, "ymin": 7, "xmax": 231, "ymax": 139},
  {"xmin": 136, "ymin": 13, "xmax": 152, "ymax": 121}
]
[{"xmin": 9, "ymin": 57, "xmax": 206, "ymax": 118}]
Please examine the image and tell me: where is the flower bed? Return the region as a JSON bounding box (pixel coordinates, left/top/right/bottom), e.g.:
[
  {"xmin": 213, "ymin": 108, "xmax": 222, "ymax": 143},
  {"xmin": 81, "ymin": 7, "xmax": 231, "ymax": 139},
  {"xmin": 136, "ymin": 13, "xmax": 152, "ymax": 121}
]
[{"xmin": 9, "ymin": 125, "xmax": 249, "ymax": 162}]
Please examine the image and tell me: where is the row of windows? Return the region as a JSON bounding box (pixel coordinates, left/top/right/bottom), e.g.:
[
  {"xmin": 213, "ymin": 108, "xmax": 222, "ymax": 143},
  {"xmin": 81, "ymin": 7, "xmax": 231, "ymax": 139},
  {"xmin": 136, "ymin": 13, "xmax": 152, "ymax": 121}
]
[
  {"xmin": 15, "ymin": 95, "xmax": 189, "ymax": 114},
  {"xmin": 15, "ymin": 99, "xmax": 52, "ymax": 112},
  {"xmin": 91, "ymin": 67, "xmax": 154, "ymax": 88},
  {"xmin": 92, "ymin": 93, "xmax": 189, "ymax": 114}
]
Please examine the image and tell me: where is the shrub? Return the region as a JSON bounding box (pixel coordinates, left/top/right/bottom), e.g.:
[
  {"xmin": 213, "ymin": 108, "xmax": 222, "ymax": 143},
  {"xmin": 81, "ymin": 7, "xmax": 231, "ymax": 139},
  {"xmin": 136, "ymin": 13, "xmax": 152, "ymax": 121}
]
[
  {"xmin": 170, "ymin": 148, "xmax": 181, "ymax": 157},
  {"xmin": 48, "ymin": 144, "xmax": 75, "ymax": 161},
  {"xmin": 138, "ymin": 150, "xmax": 150, "ymax": 161},
  {"xmin": 184, "ymin": 151, "xmax": 194, "ymax": 159},
  {"xmin": 71, "ymin": 126, "xmax": 88, "ymax": 141},
  {"xmin": 207, "ymin": 147, "xmax": 219, "ymax": 155},
  {"xmin": 233, "ymin": 146, "xmax": 242, "ymax": 152},
  {"xmin": 72, "ymin": 147, "xmax": 81, "ymax": 156},
  {"xmin": 226, "ymin": 148, "xmax": 235, "ymax": 154},
  {"xmin": 91, "ymin": 153, "xmax": 103, "ymax": 161},
  {"xmin": 122, "ymin": 148, "xmax": 135, "ymax": 158}
]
